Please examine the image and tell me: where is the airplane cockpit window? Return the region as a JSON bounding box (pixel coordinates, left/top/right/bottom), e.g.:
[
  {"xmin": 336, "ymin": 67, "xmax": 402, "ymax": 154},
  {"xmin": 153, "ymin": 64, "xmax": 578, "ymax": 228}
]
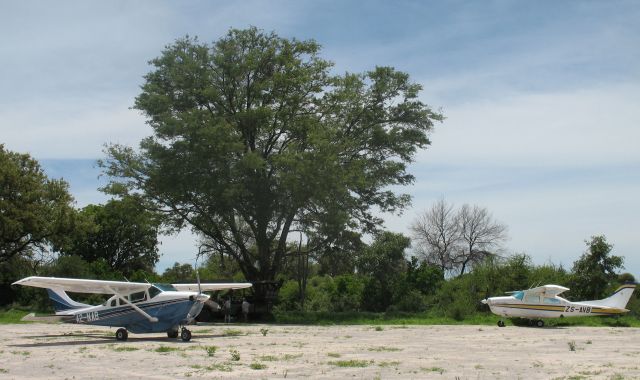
[
  {"xmin": 524, "ymin": 294, "xmax": 540, "ymax": 304},
  {"xmin": 148, "ymin": 286, "xmax": 162, "ymax": 299},
  {"xmin": 512, "ymin": 291, "xmax": 524, "ymax": 300},
  {"xmin": 129, "ymin": 291, "xmax": 147, "ymax": 303},
  {"xmin": 543, "ymin": 297, "xmax": 560, "ymax": 304},
  {"xmin": 103, "ymin": 296, "xmax": 118, "ymax": 307}
]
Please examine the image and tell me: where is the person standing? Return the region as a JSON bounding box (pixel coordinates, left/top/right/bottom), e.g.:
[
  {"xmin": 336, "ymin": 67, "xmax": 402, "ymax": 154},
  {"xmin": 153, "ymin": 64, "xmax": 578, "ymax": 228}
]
[
  {"xmin": 224, "ymin": 298, "xmax": 231, "ymax": 323},
  {"xmin": 241, "ymin": 298, "xmax": 250, "ymax": 322}
]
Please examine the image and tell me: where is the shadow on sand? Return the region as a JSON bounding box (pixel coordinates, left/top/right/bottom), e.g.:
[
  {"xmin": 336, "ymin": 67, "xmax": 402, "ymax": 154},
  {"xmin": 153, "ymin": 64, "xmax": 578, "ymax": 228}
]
[{"xmin": 10, "ymin": 333, "xmax": 225, "ymax": 348}]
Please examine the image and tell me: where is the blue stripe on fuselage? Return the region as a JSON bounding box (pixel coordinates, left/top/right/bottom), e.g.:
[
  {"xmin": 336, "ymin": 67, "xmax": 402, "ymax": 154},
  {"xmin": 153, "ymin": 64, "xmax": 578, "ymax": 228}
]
[{"xmin": 66, "ymin": 298, "xmax": 196, "ymax": 334}]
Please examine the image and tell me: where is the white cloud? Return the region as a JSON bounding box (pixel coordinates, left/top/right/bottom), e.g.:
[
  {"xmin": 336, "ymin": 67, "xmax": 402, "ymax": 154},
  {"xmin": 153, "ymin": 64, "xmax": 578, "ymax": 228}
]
[{"xmin": 420, "ymin": 83, "xmax": 640, "ymax": 167}]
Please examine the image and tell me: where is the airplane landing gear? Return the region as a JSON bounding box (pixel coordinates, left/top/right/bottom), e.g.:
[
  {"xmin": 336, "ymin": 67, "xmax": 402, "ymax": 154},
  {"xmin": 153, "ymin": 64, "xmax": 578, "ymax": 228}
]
[
  {"xmin": 536, "ymin": 319, "xmax": 545, "ymax": 328},
  {"xmin": 116, "ymin": 328, "xmax": 128, "ymax": 341},
  {"xmin": 497, "ymin": 320, "xmax": 505, "ymax": 327},
  {"xmin": 167, "ymin": 327, "xmax": 179, "ymax": 339},
  {"xmin": 180, "ymin": 327, "xmax": 192, "ymax": 342}
]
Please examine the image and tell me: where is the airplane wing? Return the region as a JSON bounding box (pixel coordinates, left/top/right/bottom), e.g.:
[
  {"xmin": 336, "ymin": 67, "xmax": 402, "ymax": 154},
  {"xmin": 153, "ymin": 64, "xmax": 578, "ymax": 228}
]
[
  {"xmin": 172, "ymin": 283, "xmax": 252, "ymax": 292},
  {"xmin": 524, "ymin": 284, "xmax": 569, "ymax": 297},
  {"xmin": 12, "ymin": 276, "xmax": 150, "ymax": 295}
]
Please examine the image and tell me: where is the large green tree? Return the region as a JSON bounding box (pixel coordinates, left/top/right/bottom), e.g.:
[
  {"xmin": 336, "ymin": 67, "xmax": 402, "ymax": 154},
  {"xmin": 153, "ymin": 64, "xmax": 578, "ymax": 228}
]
[
  {"xmin": 569, "ymin": 235, "xmax": 624, "ymax": 300},
  {"xmin": 357, "ymin": 232, "xmax": 410, "ymax": 311},
  {"xmin": 60, "ymin": 196, "xmax": 161, "ymax": 276},
  {"xmin": 0, "ymin": 145, "xmax": 76, "ymax": 264},
  {"xmin": 102, "ymin": 27, "xmax": 442, "ymax": 288}
]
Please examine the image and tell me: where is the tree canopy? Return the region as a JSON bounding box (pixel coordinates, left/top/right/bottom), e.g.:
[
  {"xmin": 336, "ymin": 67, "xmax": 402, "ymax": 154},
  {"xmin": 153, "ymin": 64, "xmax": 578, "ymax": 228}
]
[
  {"xmin": 0, "ymin": 145, "xmax": 76, "ymax": 264},
  {"xmin": 102, "ymin": 27, "xmax": 442, "ymax": 285},
  {"xmin": 60, "ymin": 196, "xmax": 161, "ymax": 276},
  {"xmin": 570, "ymin": 235, "xmax": 624, "ymax": 300}
]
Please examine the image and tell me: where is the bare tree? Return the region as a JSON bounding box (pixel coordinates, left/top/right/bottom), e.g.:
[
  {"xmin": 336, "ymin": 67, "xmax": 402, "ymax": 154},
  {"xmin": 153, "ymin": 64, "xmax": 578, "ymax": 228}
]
[
  {"xmin": 410, "ymin": 198, "xmax": 460, "ymax": 274},
  {"xmin": 454, "ymin": 204, "xmax": 508, "ymax": 276}
]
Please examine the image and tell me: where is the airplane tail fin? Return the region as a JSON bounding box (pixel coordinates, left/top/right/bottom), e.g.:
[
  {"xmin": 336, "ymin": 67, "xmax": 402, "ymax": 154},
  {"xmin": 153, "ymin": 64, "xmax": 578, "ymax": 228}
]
[
  {"xmin": 588, "ymin": 284, "xmax": 637, "ymax": 309},
  {"xmin": 45, "ymin": 288, "xmax": 90, "ymax": 313}
]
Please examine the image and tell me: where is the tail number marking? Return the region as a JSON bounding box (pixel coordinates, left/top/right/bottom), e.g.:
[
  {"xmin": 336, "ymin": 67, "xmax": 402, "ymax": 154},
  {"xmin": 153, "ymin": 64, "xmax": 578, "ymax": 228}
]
[
  {"xmin": 75, "ymin": 311, "xmax": 99, "ymax": 323},
  {"xmin": 564, "ymin": 306, "xmax": 591, "ymax": 313}
]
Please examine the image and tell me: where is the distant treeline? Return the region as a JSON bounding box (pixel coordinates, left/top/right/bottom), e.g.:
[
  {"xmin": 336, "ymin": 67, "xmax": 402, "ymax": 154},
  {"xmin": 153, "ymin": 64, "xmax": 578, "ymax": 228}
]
[{"xmin": 2, "ymin": 232, "xmax": 637, "ymax": 320}]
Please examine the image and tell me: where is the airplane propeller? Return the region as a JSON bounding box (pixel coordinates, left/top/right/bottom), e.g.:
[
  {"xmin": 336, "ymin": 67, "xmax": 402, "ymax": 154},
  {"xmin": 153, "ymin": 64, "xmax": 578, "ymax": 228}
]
[
  {"xmin": 196, "ymin": 266, "xmax": 202, "ymax": 296},
  {"xmin": 194, "ymin": 248, "xmax": 207, "ymax": 302}
]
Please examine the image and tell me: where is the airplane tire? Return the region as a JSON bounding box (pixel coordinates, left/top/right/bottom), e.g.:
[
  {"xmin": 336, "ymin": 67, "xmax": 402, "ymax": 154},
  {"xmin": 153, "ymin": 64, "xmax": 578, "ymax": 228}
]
[
  {"xmin": 116, "ymin": 328, "xmax": 128, "ymax": 341},
  {"xmin": 536, "ymin": 320, "xmax": 544, "ymax": 328},
  {"xmin": 497, "ymin": 320, "xmax": 505, "ymax": 327},
  {"xmin": 181, "ymin": 328, "xmax": 192, "ymax": 342},
  {"xmin": 167, "ymin": 329, "xmax": 179, "ymax": 339}
]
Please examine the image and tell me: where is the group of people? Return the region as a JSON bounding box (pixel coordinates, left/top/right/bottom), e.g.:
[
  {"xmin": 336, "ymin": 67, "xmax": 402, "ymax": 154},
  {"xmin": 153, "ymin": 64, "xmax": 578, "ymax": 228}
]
[{"xmin": 222, "ymin": 297, "xmax": 251, "ymax": 323}]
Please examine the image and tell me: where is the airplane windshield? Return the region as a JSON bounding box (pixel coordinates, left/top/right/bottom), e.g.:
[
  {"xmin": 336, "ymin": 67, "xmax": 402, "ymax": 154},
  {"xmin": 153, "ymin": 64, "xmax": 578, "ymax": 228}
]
[
  {"xmin": 153, "ymin": 283, "xmax": 177, "ymax": 292},
  {"xmin": 148, "ymin": 286, "xmax": 161, "ymax": 299},
  {"xmin": 512, "ymin": 291, "xmax": 524, "ymax": 300}
]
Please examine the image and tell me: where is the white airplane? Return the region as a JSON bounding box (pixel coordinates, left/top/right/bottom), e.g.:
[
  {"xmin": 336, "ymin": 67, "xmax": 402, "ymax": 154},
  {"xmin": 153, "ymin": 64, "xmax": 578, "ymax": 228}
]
[
  {"xmin": 481, "ymin": 283, "xmax": 636, "ymax": 327},
  {"xmin": 12, "ymin": 276, "xmax": 251, "ymax": 341}
]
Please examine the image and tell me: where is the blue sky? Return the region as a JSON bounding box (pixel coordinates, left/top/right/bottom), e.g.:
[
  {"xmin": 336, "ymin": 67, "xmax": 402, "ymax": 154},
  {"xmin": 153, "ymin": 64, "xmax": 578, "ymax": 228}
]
[{"xmin": 1, "ymin": 1, "xmax": 639, "ymax": 275}]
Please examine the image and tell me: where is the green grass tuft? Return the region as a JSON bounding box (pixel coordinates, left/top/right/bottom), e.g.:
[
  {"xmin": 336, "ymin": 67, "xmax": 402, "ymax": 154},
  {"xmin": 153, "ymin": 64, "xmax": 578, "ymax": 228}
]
[
  {"xmin": 204, "ymin": 346, "xmax": 217, "ymax": 357},
  {"xmin": 328, "ymin": 359, "xmax": 372, "ymax": 368},
  {"xmin": 249, "ymin": 362, "xmax": 267, "ymax": 370},
  {"xmin": 422, "ymin": 366, "xmax": 445, "ymax": 374},
  {"xmin": 368, "ymin": 346, "xmax": 401, "ymax": 352},
  {"xmin": 154, "ymin": 346, "xmax": 180, "ymax": 353},
  {"xmin": 378, "ymin": 361, "xmax": 401, "ymax": 368},
  {"xmin": 113, "ymin": 346, "xmax": 139, "ymax": 352},
  {"xmin": 223, "ymin": 329, "xmax": 244, "ymax": 336}
]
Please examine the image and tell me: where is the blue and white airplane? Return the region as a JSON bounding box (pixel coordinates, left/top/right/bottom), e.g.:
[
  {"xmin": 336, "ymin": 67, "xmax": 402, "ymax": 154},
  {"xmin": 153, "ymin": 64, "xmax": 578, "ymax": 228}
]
[
  {"xmin": 482, "ymin": 283, "xmax": 636, "ymax": 327},
  {"xmin": 13, "ymin": 276, "xmax": 251, "ymax": 341}
]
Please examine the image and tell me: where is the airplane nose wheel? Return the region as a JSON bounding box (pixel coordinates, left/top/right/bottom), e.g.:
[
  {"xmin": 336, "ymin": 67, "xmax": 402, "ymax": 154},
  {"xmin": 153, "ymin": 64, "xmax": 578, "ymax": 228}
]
[
  {"xmin": 115, "ymin": 328, "xmax": 128, "ymax": 341},
  {"xmin": 180, "ymin": 327, "xmax": 192, "ymax": 342}
]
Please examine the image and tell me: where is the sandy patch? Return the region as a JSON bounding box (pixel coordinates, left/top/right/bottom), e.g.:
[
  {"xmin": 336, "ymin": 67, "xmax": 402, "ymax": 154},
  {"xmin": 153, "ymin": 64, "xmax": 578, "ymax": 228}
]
[{"xmin": 0, "ymin": 323, "xmax": 639, "ymax": 379}]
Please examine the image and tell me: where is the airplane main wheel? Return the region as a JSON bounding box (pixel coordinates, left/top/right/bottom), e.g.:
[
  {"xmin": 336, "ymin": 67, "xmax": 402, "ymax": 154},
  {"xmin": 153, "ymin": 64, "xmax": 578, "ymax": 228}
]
[
  {"xmin": 116, "ymin": 328, "xmax": 128, "ymax": 341},
  {"xmin": 497, "ymin": 320, "xmax": 505, "ymax": 327},
  {"xmin": 167, "ymin": 328, "xmax": 179, "ymax": 339},
  {"xmin": 536, "ymin": 320, "xmax": 545, "ymax": 328},
  {"xmin": 181, "ymin": 328, "xmax": 192, "ymax": 342}
]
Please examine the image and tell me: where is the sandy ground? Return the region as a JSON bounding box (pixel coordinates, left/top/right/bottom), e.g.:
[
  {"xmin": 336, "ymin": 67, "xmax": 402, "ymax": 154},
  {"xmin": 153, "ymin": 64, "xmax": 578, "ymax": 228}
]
[{"xmin": 0, "ymin": 323, "xmax": 639, "ymax": 379}]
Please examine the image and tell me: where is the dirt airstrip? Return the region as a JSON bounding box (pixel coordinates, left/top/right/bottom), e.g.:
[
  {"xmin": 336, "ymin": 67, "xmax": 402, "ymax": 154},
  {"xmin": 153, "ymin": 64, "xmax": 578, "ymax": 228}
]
[{"xmin": 0, "ymin": 323, "xmax": 639, "ymax": 379}]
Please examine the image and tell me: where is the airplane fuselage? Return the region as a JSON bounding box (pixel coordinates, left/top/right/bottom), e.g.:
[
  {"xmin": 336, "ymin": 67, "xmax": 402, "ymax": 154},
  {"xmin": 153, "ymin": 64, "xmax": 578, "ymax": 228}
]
[
  {"xmin": 57, "ymin": 291, "xmax": 206, "ymax": 334},
  {"xmin": 485, "ymin": 295, "xmax": 627, "ymax": 319}
]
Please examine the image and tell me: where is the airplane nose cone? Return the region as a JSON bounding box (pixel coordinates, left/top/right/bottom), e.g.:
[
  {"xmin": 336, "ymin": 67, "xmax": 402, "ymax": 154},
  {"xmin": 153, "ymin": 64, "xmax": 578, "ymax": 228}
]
[
  {"xmin": 196, "ymin": 293, "xmax": 210, "ymax": 303},
  {"xmin": 481, "ymin": 299, "xmax": 488, "ymax": 305}
]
